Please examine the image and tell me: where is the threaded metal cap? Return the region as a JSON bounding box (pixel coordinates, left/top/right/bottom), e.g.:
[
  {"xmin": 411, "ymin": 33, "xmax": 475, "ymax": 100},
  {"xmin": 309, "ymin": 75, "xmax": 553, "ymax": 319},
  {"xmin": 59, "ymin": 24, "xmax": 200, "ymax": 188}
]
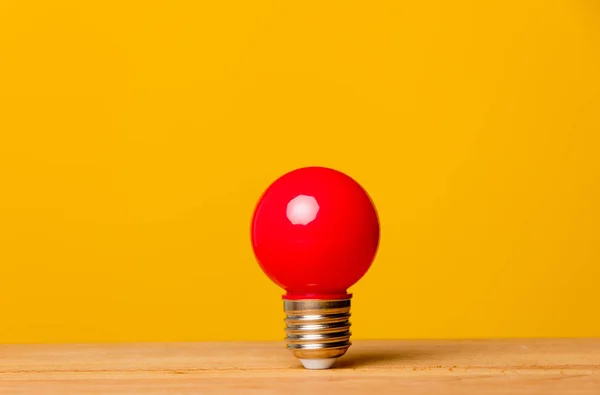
[{"xmin": 284, "ymin": 298, "xmax": 352, "ymax": 362}]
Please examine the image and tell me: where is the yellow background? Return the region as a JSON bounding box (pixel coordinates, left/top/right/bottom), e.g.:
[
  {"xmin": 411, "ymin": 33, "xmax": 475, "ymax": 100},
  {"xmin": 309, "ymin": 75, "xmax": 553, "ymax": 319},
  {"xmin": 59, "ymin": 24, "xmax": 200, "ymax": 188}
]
[{"xmin": 1, "ymin": 1, "xmax": 599, "ymax": 343}]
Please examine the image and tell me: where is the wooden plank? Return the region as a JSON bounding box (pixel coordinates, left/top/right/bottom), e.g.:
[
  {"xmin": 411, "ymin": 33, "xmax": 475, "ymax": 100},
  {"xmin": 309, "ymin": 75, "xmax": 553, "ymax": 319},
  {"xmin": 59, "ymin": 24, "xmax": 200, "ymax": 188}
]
[{"xmin": 0, "ymin": 339, "xmax": 598, "ymax": 394}]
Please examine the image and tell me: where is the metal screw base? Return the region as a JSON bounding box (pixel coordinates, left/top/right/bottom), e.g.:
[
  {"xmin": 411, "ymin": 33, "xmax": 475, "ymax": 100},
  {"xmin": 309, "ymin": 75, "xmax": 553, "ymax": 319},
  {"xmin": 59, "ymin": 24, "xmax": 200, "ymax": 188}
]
[{"xmin": 284, "ymin": 298, "xmax": 352, "ymax": 365}]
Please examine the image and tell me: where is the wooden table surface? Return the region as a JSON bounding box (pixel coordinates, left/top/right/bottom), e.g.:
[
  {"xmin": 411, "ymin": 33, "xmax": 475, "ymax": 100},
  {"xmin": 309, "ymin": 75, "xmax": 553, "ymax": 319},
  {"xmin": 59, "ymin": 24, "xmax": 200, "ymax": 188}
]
[{"xmin": 0, "ymin": 339, "xmax": 598, "ymax": 394}]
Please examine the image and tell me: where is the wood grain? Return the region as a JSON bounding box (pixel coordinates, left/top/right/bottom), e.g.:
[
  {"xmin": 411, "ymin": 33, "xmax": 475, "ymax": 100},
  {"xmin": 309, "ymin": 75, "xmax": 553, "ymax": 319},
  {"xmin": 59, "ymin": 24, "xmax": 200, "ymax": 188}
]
[{"xmin": 0, "ymin": 339, "xmax": 598, "ymax": 394}]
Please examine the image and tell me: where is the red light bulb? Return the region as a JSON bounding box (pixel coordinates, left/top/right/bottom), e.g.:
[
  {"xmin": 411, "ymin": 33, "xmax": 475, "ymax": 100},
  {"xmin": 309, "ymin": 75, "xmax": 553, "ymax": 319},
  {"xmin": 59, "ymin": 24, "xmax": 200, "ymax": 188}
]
[{"xmin": 251, "ymin": 166, "xmax": 380, "ymax": 369}]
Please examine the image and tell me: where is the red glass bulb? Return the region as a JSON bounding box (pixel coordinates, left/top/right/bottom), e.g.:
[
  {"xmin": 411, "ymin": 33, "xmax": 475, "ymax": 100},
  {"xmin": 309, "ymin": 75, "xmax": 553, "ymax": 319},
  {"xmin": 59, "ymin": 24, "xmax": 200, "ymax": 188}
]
[{"xmin": 251, "ymin": 166, "xmax": 380, "ymax": 300}]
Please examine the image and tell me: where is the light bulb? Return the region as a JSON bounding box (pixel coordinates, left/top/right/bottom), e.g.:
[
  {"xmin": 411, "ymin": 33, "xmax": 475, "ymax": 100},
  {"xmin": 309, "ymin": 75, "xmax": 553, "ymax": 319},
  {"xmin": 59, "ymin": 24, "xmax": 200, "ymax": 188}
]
[{"xmin": 251, "ymin": 166, "xmax": 380, "ymax": 369}]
